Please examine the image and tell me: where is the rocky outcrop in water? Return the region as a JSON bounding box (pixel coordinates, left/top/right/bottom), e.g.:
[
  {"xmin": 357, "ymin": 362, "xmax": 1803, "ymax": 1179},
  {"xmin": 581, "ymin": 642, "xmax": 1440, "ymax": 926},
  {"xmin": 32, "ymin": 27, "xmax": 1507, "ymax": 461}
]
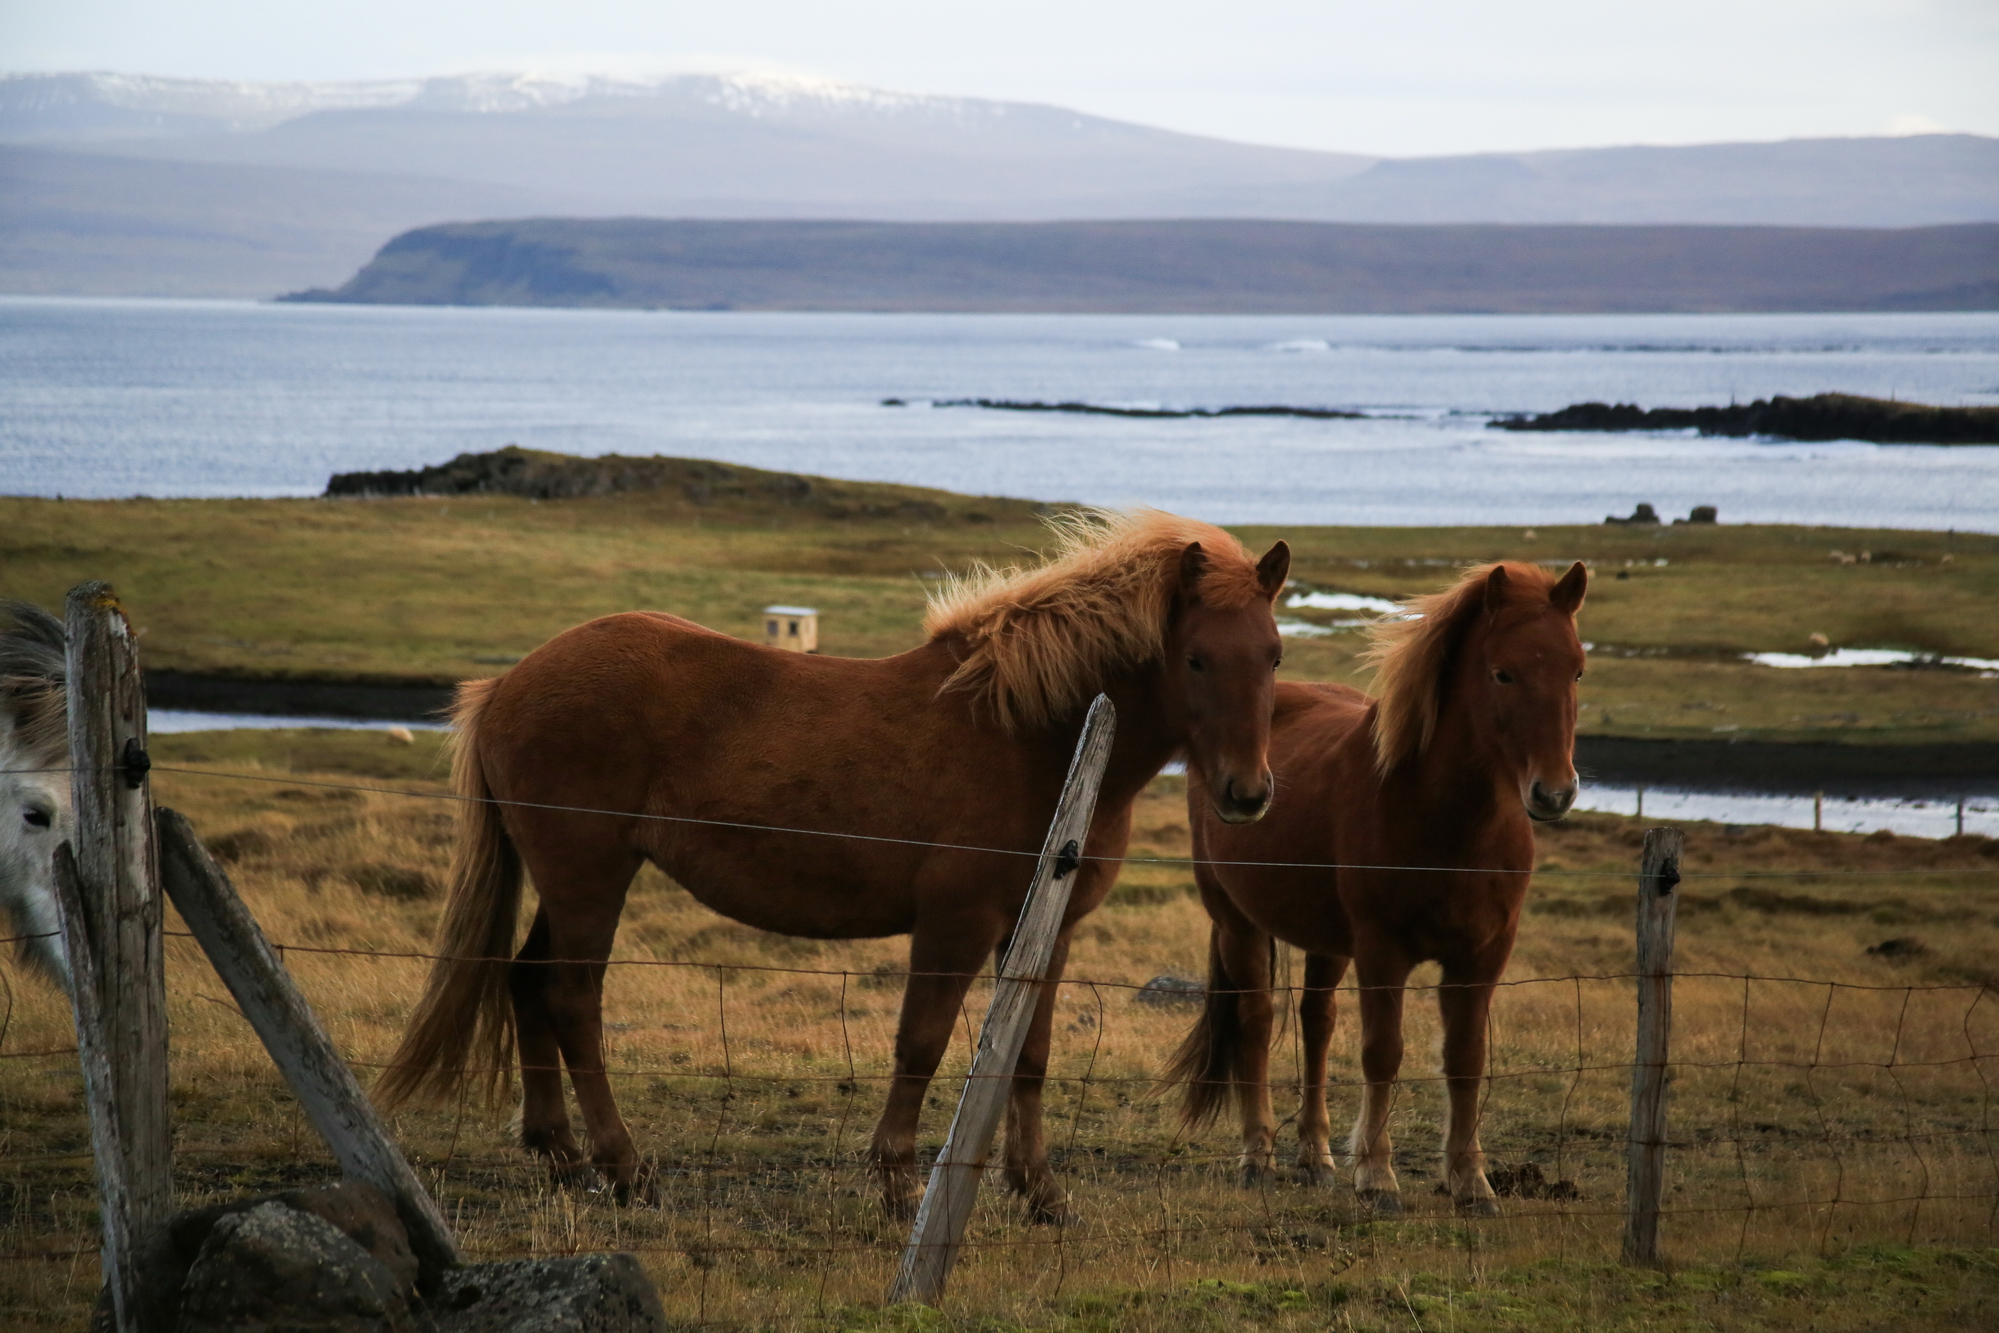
[
  {"xmin": 324, "ymin": 446, "xmax": 972, "ymax": 523},
  {"xmin": 1492, "ymin": 393, "xmax": 1999, "ymax": 445}
]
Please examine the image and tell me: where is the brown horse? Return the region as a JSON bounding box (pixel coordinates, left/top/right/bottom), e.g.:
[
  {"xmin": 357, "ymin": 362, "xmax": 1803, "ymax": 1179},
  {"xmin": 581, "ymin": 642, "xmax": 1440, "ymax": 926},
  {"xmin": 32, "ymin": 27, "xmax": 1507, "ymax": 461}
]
[
  {"xmin": 379, "ymin": 510, "xmax": 1290, "ymax": 1219},
  {"xmin": 1166, "ymin": 560, "xmax": 1586, "ymax": 1215}
]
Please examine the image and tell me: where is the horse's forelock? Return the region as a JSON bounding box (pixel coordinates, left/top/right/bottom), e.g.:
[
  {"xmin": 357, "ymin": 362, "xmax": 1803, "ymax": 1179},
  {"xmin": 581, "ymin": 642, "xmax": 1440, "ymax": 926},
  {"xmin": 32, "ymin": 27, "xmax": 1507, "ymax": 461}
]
[
  {"xmin": 923, "ymin": 508, "xmax": 1262, "ymax": 730},
  {"xmin": 1365, "ymin": 561, "xmax": 1565, "ymax": 772}
]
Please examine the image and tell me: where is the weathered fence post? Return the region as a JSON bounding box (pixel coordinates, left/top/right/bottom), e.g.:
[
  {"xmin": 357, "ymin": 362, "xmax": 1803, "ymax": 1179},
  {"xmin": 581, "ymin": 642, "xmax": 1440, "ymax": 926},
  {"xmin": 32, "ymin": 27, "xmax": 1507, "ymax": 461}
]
[
  {"xmin": 60, "ymin": 582, "xmax": 172, "ymax": 1331},
  {"xmin": 155, "ymin": 809, "xmax": 461, "ymax": 1276},
  {"xmin": 890, "ymin": 695, "xmax": 1116, "ymax": 1306},
  {"xmin": 1623, "ymin": 825, "xmax": 1684, "ymax": 1264}
]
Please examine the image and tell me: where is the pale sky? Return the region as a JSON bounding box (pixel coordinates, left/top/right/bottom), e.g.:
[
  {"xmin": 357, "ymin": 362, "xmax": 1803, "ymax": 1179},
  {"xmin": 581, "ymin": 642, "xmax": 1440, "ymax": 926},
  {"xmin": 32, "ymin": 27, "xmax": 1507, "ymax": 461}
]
[{"xmin": 4, "ymin": 0, "xmax": 1996, "ymax": 157}]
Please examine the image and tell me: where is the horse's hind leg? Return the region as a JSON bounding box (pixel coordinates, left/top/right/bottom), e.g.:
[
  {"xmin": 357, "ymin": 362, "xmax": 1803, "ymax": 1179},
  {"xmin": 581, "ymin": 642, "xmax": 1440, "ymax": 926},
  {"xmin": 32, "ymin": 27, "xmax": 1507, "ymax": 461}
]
[
  {"xmin": 870, "ymin": 918, "xmax": 993, "ymax": 1220},
  {"xmin": 517, "ymin": 844, "xmax": 647, "ymax": 1201},
  {"xmin": 1438, "ymin": 965, "xmax": 1502, "ymax": 1217},
  {"xmin": 1296, "ymin": 952, "xmax": 1349, "ymax": 1185},
  {"xmin": 512, "ymin": 907, "xmax": 589, "ymax": 1183},
  {"xmin": 1002, "ymin": 926, "xmax": 1078, "ymax": 1224},
  {"xmin": 1348, "ymin": 948, "xmax": 1413, "ymax": 1214}
]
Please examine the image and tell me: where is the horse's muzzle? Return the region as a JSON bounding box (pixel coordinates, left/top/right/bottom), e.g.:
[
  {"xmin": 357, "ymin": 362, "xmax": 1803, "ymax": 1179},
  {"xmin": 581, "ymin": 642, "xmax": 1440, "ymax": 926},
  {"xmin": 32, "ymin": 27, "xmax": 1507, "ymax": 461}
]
[
  {"xmin": 1213, "ymin": 772, "xmax": 1275, "ymax": 825},
  {"xmin": 1527, "ymin": 779, "xmax": 1577, "ymax": 823}
]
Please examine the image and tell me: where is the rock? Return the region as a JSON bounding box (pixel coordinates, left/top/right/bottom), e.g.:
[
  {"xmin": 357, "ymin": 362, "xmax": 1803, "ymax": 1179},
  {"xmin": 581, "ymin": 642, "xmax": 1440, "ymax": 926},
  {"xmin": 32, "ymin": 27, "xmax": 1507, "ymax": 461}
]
[
  {"xmin": 177, "ymin": 1201, "xmax": 414, "ymax": 1333},
  {"xmin": 1604, "ymin": 502, "xmax": 1660, "ymax": 525},
  {"xmin": 1682, "ymin": 505, "xmax": 1718, "ymax": 523},
  {"xmin": 1134, "ymin": 975, "xmax": 1205, "ymax": 1007},
  {"xmin": 280, "ymin": 1182, "xmax": 423, "ymax": 1298},
  {"xmin": 433, "ymin": 1254, "xmax": 667, "ymax": 1333},
  {"xmin": 1866, "ymin": 936, "xmax": 1927, "ymax": 959}
]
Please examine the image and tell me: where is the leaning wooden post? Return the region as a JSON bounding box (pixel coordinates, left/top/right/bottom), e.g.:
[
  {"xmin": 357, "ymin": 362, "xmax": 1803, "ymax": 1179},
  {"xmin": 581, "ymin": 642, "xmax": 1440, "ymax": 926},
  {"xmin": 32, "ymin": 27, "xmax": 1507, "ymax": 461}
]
[
  {"xmin": 890, "ymin": 695, "xmax": 1116, "ymax": 1306},
  {"xmin": 61, "ymin": 582, "xmax": 171, "ymax": 1331},
  {"xmin": 1623, "ymin": 825, "xmax": 1684, "ymax": 1264},
  {"xmin": 155, "ymin": 809, "xmax": 461, "ymax": 1276}
]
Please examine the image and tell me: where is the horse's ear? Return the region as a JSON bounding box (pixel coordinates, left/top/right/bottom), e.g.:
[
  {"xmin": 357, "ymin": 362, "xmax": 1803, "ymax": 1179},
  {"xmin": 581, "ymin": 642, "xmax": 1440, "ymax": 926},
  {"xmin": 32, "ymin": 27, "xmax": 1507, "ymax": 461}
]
[
  {"xmin": 1483, "ymin": 563, "xmax": 1510, "ymax": 616},
  {"xmin": 1179, "ymin": 542, "xmax": 1208, "ymax": 600},
  {"xmin": 1550, "ymin": 560, "xmax": 1588, "ymax": 614},
  {"xmin": 1255, "ymin": 541, "xmax": 1291, "ymax": 601}
]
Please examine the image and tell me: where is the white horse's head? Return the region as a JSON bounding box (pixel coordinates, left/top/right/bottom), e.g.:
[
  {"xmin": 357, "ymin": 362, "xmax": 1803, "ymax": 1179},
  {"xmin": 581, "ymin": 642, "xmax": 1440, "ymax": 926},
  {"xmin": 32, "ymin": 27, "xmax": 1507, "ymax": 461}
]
[{"xmin": 0, "ymin": 602, "xmax": 72, "ymax": 991}]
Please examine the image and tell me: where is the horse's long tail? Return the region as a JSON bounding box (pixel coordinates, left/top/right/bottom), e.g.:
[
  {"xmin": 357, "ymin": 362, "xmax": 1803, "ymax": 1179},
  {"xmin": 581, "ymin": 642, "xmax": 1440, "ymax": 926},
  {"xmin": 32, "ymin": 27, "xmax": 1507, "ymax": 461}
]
[
  {"xmin": 1162, "ymin": 925, "xmax": 1274, "ymax": 1129},
  {"xmin": 375, "ymin": 678, "xmax": 522, "ymax": 1111}
]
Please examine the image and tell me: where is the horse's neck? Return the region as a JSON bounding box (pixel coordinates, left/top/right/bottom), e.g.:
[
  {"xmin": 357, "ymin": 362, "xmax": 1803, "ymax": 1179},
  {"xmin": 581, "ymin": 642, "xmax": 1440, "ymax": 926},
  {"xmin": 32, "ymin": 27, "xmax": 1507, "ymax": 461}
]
[{"xmin": 1090, "ymin": 666, "xmax": 1183, "ymax": 805}]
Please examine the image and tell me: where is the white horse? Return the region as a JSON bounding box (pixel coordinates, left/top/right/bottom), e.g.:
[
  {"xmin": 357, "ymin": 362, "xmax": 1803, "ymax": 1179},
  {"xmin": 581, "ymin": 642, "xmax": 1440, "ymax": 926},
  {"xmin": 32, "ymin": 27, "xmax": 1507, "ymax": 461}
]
[{"xmin": 0, "ymin": 601, "xmax": 72, "ymax": 990}]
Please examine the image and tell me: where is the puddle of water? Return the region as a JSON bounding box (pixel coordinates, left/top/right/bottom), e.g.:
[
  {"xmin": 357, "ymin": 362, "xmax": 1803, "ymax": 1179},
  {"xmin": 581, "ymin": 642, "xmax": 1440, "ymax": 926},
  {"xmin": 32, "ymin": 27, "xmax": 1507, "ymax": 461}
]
[
  {"xmin": 1576, "ymin": 783, "xmax": 1998, "ymax": 839},
  {"xmin": 1285, "ymin": 590, "xmax": 1402, "ymax": 614},
  {"xmin": 1278, "ymin": 618, "xmax": 1343, "ymax": 637},
  {"xmin": 150, "ymin": 710, "xmax": 447, "ymax": 734},
  {"xmin": 1743, "ymin": 648, "xmax": 1999, "ymax": 672}
]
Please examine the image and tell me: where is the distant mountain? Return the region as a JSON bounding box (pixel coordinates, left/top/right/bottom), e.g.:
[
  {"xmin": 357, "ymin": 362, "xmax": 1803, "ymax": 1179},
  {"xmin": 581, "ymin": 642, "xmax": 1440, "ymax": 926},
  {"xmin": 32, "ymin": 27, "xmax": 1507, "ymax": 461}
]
[
  {"xmin": 286, "ymin": 217, "xmax": 1999, "ymax": 314},
  {"xmin": 5, "ymin": 70, "xmax": 1998, "ymax": 298}
]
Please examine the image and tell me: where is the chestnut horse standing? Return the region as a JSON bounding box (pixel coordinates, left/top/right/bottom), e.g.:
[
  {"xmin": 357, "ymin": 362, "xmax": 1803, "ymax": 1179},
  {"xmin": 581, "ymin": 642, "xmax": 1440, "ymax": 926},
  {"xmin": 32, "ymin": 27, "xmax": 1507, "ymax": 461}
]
[
  {"xmin": 1166, "ymin": 560, "xmax": 1586, "ymax": 1215},
  {"xmin": 380, "ymin": 511, "xmax": 1290, "ymax": 1219}
]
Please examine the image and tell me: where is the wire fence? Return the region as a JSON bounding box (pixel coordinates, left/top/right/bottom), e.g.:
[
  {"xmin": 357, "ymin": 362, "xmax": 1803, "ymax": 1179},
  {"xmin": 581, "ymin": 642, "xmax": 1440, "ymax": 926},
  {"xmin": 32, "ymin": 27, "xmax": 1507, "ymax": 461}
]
[{"xmin": 4, "ymin": 759, "xmax": 1998, "ymax": 1323}]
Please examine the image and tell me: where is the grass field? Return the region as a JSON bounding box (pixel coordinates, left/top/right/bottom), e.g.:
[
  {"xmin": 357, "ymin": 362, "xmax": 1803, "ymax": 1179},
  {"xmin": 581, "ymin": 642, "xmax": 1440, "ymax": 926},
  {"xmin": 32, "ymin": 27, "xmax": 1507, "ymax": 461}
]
[
  {"xmin": 2, "ymin": 462, "xmax": 1997, "ymax": 745},
  {"xmin": 3, "ymin": 729, "xmax": 1996, "ymax": 1330}
]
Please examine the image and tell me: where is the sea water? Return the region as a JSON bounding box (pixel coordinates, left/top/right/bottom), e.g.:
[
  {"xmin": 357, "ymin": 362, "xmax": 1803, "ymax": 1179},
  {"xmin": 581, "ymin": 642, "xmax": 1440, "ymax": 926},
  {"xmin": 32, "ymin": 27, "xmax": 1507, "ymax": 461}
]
[{"xmin": 5, "ymin": 298, "xmax": 1999, "ymax": 529}]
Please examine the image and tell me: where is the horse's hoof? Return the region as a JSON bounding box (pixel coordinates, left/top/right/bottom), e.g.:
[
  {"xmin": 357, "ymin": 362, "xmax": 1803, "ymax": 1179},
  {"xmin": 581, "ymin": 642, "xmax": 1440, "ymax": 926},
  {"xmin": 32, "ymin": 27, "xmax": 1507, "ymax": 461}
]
[
  {"xmin": 1294, "ymin": 1161, "xmax": 1337, "ymax": 1187},
  {"xmin": 1028, "ymin": 1198, "xmax": 1081, "ymax": 1227},
  {"xmin": 617, "ymin": 1164, "xmax": 661, "ymax": 1208},
  {"xmin": 1358, "ymin": 1189, "xmax": 1404, "ymax": 1216},
  {"xmin": 1456, "ymin": 1195, "xmax": 1501, "ymax": 1219},
  {"xmin": 1239, "ymin": 1162, "xmax": 1273, "ymax": 1189}
]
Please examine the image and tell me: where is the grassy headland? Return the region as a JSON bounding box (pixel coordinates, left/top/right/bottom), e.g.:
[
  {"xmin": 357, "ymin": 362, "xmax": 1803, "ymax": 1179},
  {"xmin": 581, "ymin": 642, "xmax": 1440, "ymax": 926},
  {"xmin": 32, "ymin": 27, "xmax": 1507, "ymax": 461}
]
[{"xmin": 2, "ymin": 457, "xmax": 1996, "ymax": 746}]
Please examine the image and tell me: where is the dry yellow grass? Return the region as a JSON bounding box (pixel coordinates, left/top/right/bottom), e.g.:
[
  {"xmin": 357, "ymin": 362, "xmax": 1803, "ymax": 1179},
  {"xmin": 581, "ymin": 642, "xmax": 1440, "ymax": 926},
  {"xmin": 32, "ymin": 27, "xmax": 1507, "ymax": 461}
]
[{"xmin": 1, "ymin": 729, "xmax": 1996, "ymax": 1330}]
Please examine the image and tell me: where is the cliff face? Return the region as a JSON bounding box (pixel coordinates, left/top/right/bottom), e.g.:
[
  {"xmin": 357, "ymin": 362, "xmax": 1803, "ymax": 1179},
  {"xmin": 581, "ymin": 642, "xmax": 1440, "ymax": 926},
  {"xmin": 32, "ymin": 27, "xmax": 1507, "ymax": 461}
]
[
  {"xmin": 1493, "ymin": 394, "xmax": 1999, "ymax": 445},
  {"xmin": 282, "ymin": 217, "xmax": 1999, "ymax": 314}
]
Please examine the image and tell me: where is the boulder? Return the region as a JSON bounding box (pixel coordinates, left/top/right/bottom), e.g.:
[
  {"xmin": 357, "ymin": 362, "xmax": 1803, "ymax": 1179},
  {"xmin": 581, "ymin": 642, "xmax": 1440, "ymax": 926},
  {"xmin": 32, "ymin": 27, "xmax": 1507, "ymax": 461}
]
[
  {"xmin": 433, "ymin": 1254, "xmax": 667, "ymax": 1333},
  {"xmin": 176, "ymin": 1201, "xmax": 416, "ymax": 1333},
  {"xmin": 1134, "ymin": 975, "xmax": 1206, "ymax": 1008}
]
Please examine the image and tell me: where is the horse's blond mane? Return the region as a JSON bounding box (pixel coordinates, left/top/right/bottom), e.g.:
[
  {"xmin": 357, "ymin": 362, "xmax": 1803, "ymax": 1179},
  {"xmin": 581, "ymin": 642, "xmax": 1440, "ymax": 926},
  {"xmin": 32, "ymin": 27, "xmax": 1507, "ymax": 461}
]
[
  {"xmin": 923, "ymin": 509, "xmax": 1265, "ymax": 731},
  {"xmin": 1363, "ymin": 561, "xmax": 1563, "ymax": 772}
]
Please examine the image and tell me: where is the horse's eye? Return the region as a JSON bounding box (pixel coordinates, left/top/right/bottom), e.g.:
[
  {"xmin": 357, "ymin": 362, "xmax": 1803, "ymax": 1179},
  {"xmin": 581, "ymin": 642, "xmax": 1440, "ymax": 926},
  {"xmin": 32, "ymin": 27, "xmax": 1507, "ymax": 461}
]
[
  {"xmin": 1273, "ymin": 657, "xmax": 1283, "ymax": 671},
  {"xmin": 1187, "ymin": 657, "xmax": 1207, "ymax": 673},
  {"xmin": 24, "ymin": 808, "xmax": 53, "ymax": 829},
  {"xmin": 1493, "ymin": 669, "xmax": 1514, "ymax": 685},
  {"xmin": 1576, "ymin": 671, "xmax": 1585, "ymax": 682}
]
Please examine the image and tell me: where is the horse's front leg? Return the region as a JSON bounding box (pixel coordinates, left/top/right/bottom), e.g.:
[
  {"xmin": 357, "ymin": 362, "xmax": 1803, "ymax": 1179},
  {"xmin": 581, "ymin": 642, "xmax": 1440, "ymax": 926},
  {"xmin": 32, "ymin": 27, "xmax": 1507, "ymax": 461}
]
[
  {"xmin": 1296, "ymin": 952, "xmax": 1349, "ymax": 1185},
  {"xmin": 1438, "ymin": 965, "xmax": 1502, "ymax": 1216},
  {"xmin": 1002, "ymin": 927, "xmax": 1077, "ymax": 1223},
  {"xmin": 1348, "ymin": 951, "xmax": 1413, "ymax": 1214},
  {"xmin": 870, "ymin": 923, "xmax": 990, "ymax": 1220}
]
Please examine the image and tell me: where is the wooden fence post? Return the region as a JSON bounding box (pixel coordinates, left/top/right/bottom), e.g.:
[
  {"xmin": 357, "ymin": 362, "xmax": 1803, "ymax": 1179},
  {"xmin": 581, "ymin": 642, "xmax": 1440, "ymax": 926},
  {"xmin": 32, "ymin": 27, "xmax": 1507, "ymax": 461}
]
[
  {"xmin": 61, "ymin": 582, "xmax": 171, "ymax": 1331},
  {"xmin": 155, "ymin": 809, "xmax": 461, "ymax": 1276},
  {"xmin": 889, "ymin": 695, "xmax": 1116, "ymax": 1306},
  {"xmin": 1623, "ymin": 825, "xmax": 1684, "ymax": 1264}
]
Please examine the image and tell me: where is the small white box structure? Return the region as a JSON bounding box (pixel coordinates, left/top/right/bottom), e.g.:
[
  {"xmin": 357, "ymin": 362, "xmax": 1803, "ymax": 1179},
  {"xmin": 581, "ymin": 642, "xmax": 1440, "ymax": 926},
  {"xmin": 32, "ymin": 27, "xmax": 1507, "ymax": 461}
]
[{"xmin": 763, "ymin": 605, "xmax": 819, "ymax": 653}]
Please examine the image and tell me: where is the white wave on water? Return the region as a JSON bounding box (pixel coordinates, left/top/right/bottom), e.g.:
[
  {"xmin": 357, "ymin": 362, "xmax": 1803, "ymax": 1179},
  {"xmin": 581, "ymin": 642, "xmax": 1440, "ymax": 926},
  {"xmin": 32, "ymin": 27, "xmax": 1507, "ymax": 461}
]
[
  {"xmin": 1267, "ymin": 339, "xmax": 1332, "ymax": 353},
  {"xmin": 1131, "ymin": 338, "xmax": 1180, "ymax": 351}
]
